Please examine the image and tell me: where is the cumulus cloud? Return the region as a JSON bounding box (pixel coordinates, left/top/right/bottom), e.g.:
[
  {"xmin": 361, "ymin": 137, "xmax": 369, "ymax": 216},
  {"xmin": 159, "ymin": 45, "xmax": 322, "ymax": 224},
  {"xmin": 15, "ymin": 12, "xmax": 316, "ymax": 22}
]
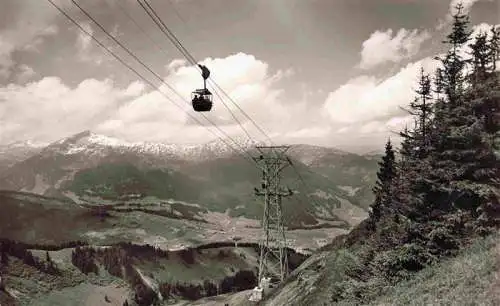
[
  {"xmin": 0, "ymin": 53, "xmax": 299, "ymax": 145},
  {"xmin": 319, "ymin": 56, "xmax": 440, "ymax": 151},
  {"xmin": 0, "ymin": 76, "xmax": 144, "ymax": 144},
  {"xmin": 359, "ymin": 28, "xmax": 431, "ymax": 70},
  {"xmin": 159, "ymin": 53, "xmax": 293, "ymax": 129},
  {"xmin": 323, "ymin": 19, "xmax": 499, "ymax": 152},
  {"xmin": 325, "ymin": 57, "xmax": 439, "ymax": 124}
]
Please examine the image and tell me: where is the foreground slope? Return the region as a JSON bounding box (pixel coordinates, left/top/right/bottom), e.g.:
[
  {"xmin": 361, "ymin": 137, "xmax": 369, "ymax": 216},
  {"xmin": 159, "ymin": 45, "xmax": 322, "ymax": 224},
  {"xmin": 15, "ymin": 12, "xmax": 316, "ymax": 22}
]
[
  {"xmin": 261, "ymin": 231, "xmax": 499, "ymax": 306},
  {"xmin": 0, "ymin": 239, "xmax": 307, "ymax": 305}
]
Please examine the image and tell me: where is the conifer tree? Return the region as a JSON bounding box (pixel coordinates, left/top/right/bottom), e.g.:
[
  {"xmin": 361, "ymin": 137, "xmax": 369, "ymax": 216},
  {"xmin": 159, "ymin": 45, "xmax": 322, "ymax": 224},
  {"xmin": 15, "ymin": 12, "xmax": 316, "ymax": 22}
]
[
  {"xmin": 468, "ymin": 31, "xmax": 490, "ymax": 86},
  {"xmin": 466, "ymin": 26, "xmax": 500, "ymax": 229},
  {"xmin": 439, "ymin": 3, "xmax": 472, "ymax": 105},
  {"xmin": 370, "ymin": 139, "xmax": 397, "ymax": 224},
  {"xmin": 406, "ymin": 68, "xmax": 434, "ymax": 158},
  {"xmin": 0, "ymin": 243, "xmax": 8, "ymax": 267},
  {"xmin": 488, "ymin": 26, "xmax": 499, "ymax": 71},
  {"xmin": 424, "ymin": 5, "xmax": 499, "ymax": 227}
]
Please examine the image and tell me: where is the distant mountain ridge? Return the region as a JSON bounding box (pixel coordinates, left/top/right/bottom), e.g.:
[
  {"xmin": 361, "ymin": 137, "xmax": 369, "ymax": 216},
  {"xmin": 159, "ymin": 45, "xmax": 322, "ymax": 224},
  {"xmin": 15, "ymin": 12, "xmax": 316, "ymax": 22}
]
[
  {"xmin": 0, "ymin": 131, "xmax": 360, "ymax": 165},
  {"xmin": 0, "ymin": 130, "xmax": 378, "ymax": 227},
  {"xmin": 0, "ymin": 140, "xmax": 48, "ymax": 172}
]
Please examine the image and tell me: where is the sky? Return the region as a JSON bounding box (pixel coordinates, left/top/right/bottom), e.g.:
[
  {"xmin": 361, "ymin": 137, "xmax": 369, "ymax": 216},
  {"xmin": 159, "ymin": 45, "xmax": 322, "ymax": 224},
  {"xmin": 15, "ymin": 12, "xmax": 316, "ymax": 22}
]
[{"xmin": 0, "ymin": 0, "xmax": 498, "ymax": 153}]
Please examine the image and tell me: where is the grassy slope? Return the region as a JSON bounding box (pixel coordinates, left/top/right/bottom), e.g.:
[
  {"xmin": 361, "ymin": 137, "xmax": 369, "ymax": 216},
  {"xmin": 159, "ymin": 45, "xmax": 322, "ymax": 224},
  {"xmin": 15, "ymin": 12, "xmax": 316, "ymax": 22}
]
[
  {"xmin": 0, "ymin": 191, "xmax": 108, "ymax": 244},
  {"xmin": 263, "ymin": 232, "xmax": 499, "ymax": 305},
  {"xmin": 372, "ymin": 233, "xmax": 499, "ymax": 305}
]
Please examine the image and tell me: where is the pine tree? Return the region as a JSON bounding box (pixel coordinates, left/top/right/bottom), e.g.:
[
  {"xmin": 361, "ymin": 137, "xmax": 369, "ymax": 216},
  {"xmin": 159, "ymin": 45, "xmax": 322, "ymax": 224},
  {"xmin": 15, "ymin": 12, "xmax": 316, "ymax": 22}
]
[
  {"xmin": 468, "ymin": 31, "xmax": 490, "ymax": 87},
  {"xmin": 0, "ymin": 242, "xmax": 8, "ymax": 267},
  {"xmin": 466, "ymin": 26, "xmax": 500, "ymax": 229},
  {"xmin": 438, "ymin": 2, "xmax": 472, "ymax": 105},
  {"xmin": 424, "ymin": 6, "xmax": 500, "ymax": 229},
  {"xmin": 370, "ymin": 139, "xmax": 397, "ymax": 224},
  {"xmin": 488, "ymin": 26, "xmax": 499, "ymax": 72},
  {"xmin": 406, "ymin": 67, "xmax": 434, "ymax": 158}
]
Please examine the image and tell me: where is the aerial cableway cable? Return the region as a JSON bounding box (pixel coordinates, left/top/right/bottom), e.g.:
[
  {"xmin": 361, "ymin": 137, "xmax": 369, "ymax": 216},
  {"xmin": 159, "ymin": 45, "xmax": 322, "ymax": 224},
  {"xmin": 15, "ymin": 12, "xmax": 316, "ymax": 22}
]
[
  {"xmin": 68, "ymin": 0, "xmax": 259, "ymax": 167},
  {"xmin": 151, "ymin": 0, "xmax": 276, "ymax": 146},
  {"xmin": 144, "ymin": 0, "xmax": 333, "ymax": 203},
  {"xmin": 46, "ymin": 0, "xmax": 258, "ymax": 169},
  {"xmin": 137, "ymin": 0, "xmax": 265, "ymax": 144},
  {"xmin": 145, "ymin": 0, "xmax": 347, "ymax": 224},
  {"xmin": 110, "ymin": 0, "xmax": 171, "ymax": 59},
  {"xmin": 145, "ymin": 0, "xmax": 351, "ymax": 219},
  {"xmin": 154, "ymin": 0, "xmax": 341, "ymax": 210}
]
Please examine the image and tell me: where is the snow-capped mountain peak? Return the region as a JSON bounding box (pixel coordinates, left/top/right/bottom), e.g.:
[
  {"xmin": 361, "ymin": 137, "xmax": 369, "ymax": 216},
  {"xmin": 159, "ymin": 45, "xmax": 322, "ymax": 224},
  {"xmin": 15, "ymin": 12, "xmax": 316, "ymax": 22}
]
[{"xmin": 41, "ymin": 130, "xmax": 267, "ymax": 160}]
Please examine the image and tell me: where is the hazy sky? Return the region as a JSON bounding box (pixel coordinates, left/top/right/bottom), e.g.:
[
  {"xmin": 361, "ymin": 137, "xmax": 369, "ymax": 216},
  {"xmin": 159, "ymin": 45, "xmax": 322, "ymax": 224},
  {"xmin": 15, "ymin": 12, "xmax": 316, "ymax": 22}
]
[{"xmin": 0, "ymin": 0, "xmax": 498, "ymax": 153}]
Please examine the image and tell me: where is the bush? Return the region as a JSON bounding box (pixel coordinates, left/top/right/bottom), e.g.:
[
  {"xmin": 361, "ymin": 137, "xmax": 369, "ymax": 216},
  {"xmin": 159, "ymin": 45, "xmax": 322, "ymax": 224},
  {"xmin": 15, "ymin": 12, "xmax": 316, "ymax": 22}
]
[{"xmin": 371, "ymin": 243, "xmax": 434, "ymax": 281}]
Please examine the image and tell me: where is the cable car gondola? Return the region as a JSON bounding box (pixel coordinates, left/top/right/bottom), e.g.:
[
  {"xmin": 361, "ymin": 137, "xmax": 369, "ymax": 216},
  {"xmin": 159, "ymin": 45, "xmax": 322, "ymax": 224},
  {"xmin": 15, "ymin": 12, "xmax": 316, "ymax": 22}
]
[{"xmin": 191, "ymin": 64, "xmax": 212, "ymax": 112}]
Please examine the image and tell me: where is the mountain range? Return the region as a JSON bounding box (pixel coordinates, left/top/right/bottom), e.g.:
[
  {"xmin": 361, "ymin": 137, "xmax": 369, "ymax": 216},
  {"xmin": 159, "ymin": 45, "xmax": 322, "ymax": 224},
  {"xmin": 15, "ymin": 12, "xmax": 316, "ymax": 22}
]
[{"xmin": 0, "ymin": 130, "xmax": 381, "ymax": 227}]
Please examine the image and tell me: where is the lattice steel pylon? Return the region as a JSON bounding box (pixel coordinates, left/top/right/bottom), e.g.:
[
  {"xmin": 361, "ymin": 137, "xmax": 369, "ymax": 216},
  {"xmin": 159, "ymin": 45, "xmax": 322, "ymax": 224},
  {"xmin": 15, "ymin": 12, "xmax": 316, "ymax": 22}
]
[{"xmin": 253, "ymin": 145, "xmax": 293, "ymax": 288}]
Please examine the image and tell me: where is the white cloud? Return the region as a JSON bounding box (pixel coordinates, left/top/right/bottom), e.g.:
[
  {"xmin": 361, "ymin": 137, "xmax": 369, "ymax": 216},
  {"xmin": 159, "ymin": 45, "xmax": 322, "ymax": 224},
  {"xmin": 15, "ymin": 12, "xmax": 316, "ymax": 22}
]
[
  {"xmin": 159, "ymin": 52, "xmax": 293, "ymax": 129},
  {"xmin": 326, "ymin": 57, "xmax": 440, "ymax": 124},
  {"xmin": 167, "ymin": 59, "xmax": 186, "ymax": 72},
  {"xmin": 0, "ymin": 53, "xmax": 298, "ymax": 145},
  {"xmin": 324, "ymin": 20, "xmax": 499, "ymax": 152},
  {"xmin": 0, "ymin": 76, "xmax": 142, "ymax": 144},
  {"xmin": 320, "ymin": 56, "xmax": 440, "ymax": 151},
  {"xmin": 359, "ymin": 28, "xmax": 431, "ymax": 70},
  {"xmin": 123, "ymin": 80, "xmax": 146, "ymax": 97}
]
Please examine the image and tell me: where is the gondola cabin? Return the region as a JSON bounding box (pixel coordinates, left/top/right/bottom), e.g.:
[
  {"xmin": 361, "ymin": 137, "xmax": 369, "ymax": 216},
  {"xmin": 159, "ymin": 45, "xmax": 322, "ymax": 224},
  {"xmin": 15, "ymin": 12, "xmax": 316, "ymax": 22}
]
[
  {"xmin": 191, "ymin": 64, "xmax": 212, "ymax": 112},
  {"xmin": 191, "ymin": 88, "xmax": 213, "ymax": 112}
]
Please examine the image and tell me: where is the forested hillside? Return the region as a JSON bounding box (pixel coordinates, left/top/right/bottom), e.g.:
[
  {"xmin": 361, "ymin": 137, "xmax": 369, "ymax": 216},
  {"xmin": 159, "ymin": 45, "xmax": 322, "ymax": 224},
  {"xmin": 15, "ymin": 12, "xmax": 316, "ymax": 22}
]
[{"xmin": 264, "ymin": 4, "xmax": 500, "ymax": 305}]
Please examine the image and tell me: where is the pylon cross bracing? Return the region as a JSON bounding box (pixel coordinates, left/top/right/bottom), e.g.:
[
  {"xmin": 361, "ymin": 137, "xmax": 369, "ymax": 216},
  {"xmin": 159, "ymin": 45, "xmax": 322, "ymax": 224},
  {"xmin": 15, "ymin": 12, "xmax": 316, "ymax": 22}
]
[{"xmin": 253, "ymin": 145, "xmax": 293, "ymax": 287}]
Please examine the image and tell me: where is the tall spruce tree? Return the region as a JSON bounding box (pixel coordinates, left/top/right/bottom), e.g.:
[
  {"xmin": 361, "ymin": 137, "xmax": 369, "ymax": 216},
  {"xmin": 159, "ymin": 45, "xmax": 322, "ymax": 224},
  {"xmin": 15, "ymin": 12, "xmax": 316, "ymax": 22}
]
[
  {"xmin": 440, "ymin": 3, "xmax": 472, "ymax": 105},
  {"xmin": 424, "ymin": 5, "xmax": 499, "ymax": 229},
  {"xmin": 426, "ymin": 3, "xmax": 472, "ymax": 204},
  {"xmin": 406, "ymin": 67, "xmax": 434, "ymax": 158},
  {"xmin": 370, "ymin": 138, "xmax": 397, "ymax": 224},
  {"xmin": 466, "ymin": 26, "xmax": 500, "ymax": 229},
  {"xmin": 468, "ymin": 31, "xmax": 490, "ymax": 87},
  {"xmin": 396, "ymin": 67, "xmax": 437, "ymax": 220},
  {"xmin": 488, "ymin": 26, "xmax": 499, "ymax": 72},
  {"xmin": 0, "ymin": 242, "xmax": 8, "ymax": 267}
]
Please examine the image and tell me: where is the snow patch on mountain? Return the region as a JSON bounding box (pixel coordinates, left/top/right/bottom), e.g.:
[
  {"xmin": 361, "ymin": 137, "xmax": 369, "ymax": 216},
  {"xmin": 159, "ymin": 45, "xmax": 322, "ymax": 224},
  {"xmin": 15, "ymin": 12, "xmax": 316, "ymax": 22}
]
[{"xmin": 42, "ymin": 130, "xmax": 265, "ymax": 160}]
